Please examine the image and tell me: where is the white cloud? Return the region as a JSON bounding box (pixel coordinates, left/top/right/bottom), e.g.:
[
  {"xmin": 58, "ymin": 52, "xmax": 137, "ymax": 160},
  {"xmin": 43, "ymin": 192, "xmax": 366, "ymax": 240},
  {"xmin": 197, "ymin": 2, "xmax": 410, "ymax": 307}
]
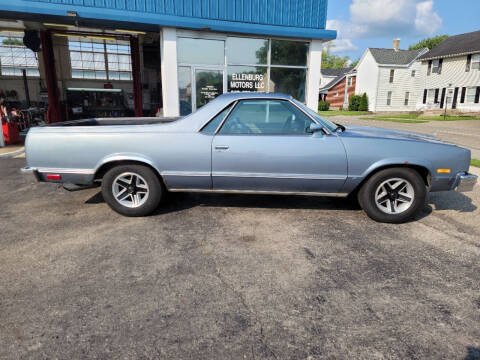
[
  {"xmin": 415, "ymin": 1, "xmax": 442, "ymax": 35},
  {"xmin": 327, "ymin": 0, "xmax": 443, "ymax": 53},
  {"xmin": 326, "ymin": 20, "xmax": 358, "ymax": 52}
]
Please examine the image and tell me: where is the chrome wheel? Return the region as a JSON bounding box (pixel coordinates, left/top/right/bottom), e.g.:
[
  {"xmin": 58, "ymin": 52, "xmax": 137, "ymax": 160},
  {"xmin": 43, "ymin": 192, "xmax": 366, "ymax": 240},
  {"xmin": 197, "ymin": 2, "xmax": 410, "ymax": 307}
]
[
  {"xmin": 375, "ymin": 178, "xmax": 414, "ymax": 215},
  {"xmin": 112, "ymin": 172, "xmax": 149, "ymax": 208}
]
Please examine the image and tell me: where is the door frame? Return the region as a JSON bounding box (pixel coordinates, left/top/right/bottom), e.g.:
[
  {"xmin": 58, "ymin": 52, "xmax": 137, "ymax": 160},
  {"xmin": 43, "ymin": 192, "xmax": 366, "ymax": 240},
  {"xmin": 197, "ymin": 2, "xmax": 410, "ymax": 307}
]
[{"xmin": 192, "ymin": 66, "xmax": 226, "ymax": 112}]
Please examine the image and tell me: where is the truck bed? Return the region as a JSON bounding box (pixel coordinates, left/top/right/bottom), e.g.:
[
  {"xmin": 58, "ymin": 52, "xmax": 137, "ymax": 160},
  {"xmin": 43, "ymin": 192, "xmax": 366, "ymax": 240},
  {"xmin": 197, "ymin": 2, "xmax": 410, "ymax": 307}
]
[{"xmin": 48, "ymin": 117, "xmax": 181, "ymax": 127}]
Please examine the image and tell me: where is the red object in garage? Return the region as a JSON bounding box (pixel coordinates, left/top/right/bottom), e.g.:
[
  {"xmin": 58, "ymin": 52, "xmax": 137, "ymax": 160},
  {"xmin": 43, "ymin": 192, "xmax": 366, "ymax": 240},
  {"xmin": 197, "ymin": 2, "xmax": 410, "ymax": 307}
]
[{"xmin": 1, "ymin": 119, "xmax": 20, "ymax": 145}]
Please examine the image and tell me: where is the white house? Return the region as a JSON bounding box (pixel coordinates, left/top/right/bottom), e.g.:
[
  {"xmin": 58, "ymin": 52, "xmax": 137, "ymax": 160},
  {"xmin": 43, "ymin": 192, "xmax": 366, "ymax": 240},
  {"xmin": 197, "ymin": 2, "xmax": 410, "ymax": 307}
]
[
  {"xmin": 354, "ymin": 40, "xmax": 428, "ymax": 112},
  {"xmin": 416, "ymin": 30, "xmax": 480, "ymax": 113}
]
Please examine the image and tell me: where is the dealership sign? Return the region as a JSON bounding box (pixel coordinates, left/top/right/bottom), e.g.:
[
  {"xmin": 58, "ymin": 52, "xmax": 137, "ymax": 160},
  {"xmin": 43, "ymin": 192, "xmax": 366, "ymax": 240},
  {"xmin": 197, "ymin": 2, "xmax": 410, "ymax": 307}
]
[{"xmin": 230, "ymin": 73, "xmax": 265, "ymax": 90}]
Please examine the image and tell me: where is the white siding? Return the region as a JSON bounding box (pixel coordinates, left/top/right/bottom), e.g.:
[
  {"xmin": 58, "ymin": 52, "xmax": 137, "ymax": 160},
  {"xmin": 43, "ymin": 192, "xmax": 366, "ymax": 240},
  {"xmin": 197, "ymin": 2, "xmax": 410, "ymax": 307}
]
[
  {"xmin": 417, "ymin": 56, "xmax": 480, "ymax": 112},
  {"xmin": 375, "ymin": 61, "xmax": 422, "ymax": 112},
  {"xmin": 355, "ymin": 50, "xmax": 379, "ymax": 111}
]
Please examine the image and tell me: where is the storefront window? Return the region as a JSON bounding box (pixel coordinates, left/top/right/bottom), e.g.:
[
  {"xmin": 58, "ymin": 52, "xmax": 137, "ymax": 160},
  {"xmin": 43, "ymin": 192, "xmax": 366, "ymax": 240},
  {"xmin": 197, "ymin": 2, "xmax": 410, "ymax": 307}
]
[
  {"xmin": 226, "ymin": 37, "xmax": 268, "ymax": 65},
  {"xmin": 177, "ymin": 38, "xmax": 224, "ymax": 65},
  {"xmin": 176, "ymin": 35, "xmax": 309, "ymax": 114},
  {"xmin": 178, "ymin": 66, "xmax": 192, "ymax": 115},
  {"xmin": 271, "ymin": 39, "xmax": 308, "ymax": 66},
  {"xmin": 227, "ymin": 66, "xmax": 267, "ymax": 92},
  {"xmin": 269, "ymin": 68, "xmax": 306, "ymax": 102}
]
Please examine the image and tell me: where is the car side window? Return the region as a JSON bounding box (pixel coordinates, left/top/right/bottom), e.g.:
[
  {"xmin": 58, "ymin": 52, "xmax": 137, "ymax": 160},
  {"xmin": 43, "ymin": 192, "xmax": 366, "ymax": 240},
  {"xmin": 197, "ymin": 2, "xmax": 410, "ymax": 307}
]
[
  {"xmin": 218, "ymin": 100, "xmax": 313, "ymax": 135},
  {"xmin": 201, "ymin": 104, "xmax": 234, "ymax": 134}
]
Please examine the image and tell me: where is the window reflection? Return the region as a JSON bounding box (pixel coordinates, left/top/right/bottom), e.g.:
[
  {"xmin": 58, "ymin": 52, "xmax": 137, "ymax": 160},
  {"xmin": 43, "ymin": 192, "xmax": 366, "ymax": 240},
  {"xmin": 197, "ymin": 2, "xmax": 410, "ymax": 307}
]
[
  {"xmin": 226, "ymin": 37, "xmax": 268, "ymax": 65},
  {"xmin": 269, "ymin": 68, "xmax": 306, "ymax": 102},
  {"xmin": 177, "ymin": 38, "xmax": 224, "ymax": 65},
  {"xmin": 178, "ymin": 66, "xmax": 192, "ymax": 115},
  {"xmin": 271, "ymin": 40, "xmax": 308, "ymax": 66}
]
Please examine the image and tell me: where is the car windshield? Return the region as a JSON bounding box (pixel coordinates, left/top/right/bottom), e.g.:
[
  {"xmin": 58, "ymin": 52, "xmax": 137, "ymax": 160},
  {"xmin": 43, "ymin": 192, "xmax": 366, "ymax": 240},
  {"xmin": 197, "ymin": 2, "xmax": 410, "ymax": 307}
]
[{"xmin": 292, "ymin": 99, "xmax": 339, "ymax": 133}]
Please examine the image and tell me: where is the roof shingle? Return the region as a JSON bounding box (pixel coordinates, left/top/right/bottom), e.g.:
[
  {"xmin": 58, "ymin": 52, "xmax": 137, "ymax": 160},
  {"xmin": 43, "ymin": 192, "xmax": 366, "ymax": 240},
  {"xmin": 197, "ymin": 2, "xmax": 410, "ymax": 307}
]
[
  {"xmin": 369, "ymin": 48, "xmax": 425, "ymax": 65},
  {"xmin": 418, "ymin": 30, "xmax": 480, "ymax": 61}
]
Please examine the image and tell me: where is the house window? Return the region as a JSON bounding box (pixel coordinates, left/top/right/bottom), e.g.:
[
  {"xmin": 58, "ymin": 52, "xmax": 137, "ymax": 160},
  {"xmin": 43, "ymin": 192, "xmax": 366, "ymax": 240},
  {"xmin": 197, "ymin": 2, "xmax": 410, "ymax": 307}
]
[
  {"xmin": 427, "ymin": 89, "xmax": 436, "ymax": 104},
  {"xmin": 387, "ymin": 91, "xmax": 392, "ymax": 105},
  {"xmin": 432, "ymin": 59, "xmax": 441, "ymax": 73},
  {"xmin": 472, "ymin": 54, "xmax": 480, "ymax": 70},
  {"xmin": 0, "ymin": 32, "xmax": 40, "ymax": 77},
  {"xmin": 334, "ymin": 92, "xmax": 339, "ymax": 97},
  {"xmin": 404, "ymin": 92, "xmax": 410, "ymax": 106},
  {"xmin": 347, "ymin": 77, "xmax": 352, "ymax": 86},
  {"xmin": 466, "ymin": 87, "xmax": 477, "ymax": 103},
  {"xmin": 69, "ymin": 37, "xmax": 132, "ymax": 80},
  {"xmin": 411, "ymin": 70, "xmax": 416, "ymax": 77},
  {"xmin": 389, "ymin": 69, "xmax": 395, "ymax": 83}
]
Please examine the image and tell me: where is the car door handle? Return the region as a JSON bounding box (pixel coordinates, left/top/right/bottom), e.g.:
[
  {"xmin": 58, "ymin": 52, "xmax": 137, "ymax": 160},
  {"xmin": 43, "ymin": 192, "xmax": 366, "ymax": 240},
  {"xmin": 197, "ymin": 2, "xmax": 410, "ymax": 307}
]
[{"xmin": 215, "ymin": 145, "xmax": 229, "ymax": 150}]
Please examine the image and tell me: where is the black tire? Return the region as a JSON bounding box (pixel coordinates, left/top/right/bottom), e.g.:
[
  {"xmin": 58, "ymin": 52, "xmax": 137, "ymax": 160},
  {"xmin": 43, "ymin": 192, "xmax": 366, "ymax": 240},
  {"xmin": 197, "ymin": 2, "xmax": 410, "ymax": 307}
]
[
  {"xmin": 101, "ymin": 164, "xmax": 163, "ymax": 217},
  {"xmin": 358, "ymin": 167, "xmax": 426, "ymax": 223}
]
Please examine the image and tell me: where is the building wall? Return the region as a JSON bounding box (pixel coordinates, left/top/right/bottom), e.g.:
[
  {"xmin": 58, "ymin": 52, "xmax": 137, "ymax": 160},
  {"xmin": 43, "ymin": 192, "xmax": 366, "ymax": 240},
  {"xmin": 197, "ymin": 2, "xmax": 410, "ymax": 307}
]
[
  {"xmin": 2, "ymin": 0, "xmax": 335, "ymax": 40},
  {"xmin": 416, "ymin": 56, "xmax": 480, "ymax": 112},
  {"xmin": 374, "ymin": 62, "xmax": 422, "ymax": 112},
  {"xmin": 18, "ymin": 0, "xmax": 329, "ymax": 29},
  {"xmin": 324, "ymin": 76, "xmax": 355, "ymax": 109},
  {"xmin": 355, "ymin": 50, "xmax": 379, "ymax": 111}
]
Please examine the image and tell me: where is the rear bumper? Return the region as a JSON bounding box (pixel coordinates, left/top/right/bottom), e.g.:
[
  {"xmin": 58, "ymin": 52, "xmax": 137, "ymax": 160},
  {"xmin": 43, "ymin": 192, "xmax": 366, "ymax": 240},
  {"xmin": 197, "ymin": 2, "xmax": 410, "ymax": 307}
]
[
  {"xmin": 21, "ymin": 166, "xmax": 40, "ymax": 181},
  {"xmin": 454, "ymin": 172, "xmax": 477, "ymax": 192},
  {"xmin": 21, "ymin": 166, "xmax": 95, "ymax": 184}
]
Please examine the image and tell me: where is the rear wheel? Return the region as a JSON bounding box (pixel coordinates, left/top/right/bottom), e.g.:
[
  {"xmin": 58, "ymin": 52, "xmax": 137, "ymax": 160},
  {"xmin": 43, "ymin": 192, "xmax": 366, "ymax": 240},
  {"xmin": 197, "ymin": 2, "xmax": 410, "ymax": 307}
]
[
  {"xmin": 102, "ymin": 164, "xmax": 163, "ymax": 216},
  {"xmin": 358, "ymin": 167, "xmax": 426, "ymax": 223}
]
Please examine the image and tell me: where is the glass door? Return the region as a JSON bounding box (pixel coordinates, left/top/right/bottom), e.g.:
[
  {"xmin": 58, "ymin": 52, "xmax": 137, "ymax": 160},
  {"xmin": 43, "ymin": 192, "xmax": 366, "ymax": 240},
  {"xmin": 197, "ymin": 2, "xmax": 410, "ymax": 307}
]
[{"xmin": 193, "ymin": 68, "xmax": 224, "ymax": 111}]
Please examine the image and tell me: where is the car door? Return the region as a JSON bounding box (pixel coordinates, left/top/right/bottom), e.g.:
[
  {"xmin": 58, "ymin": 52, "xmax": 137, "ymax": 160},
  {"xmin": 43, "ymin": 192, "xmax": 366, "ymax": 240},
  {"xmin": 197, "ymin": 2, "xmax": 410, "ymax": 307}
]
[{"xmin": 211, "ymin": 99, "xmax": 348, "ymax": 194}]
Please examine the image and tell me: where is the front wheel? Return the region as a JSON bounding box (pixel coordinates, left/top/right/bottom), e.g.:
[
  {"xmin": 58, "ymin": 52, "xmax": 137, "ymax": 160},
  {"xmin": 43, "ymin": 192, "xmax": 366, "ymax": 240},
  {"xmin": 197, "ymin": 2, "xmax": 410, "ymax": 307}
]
[
  {"xmin": 101, "ymin": 164, "xmax": 163, "ymax": 216},
  {"xmin": 358, "ymin": 168, "xmax": 427, "ymax": 223}
]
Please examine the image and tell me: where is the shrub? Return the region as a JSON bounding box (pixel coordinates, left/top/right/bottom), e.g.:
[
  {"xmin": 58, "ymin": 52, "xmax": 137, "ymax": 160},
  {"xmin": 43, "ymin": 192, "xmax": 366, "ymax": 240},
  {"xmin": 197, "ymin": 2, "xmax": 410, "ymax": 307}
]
[
  {"xmin": 359, "ymin": 93, "xmax": 369, "ymax": 111},
  {"xmin": 318, "ymin": 100, "xmax": 330, "ymax": 111},
  {"xmin": 348, "ymin": 95, "xmax": 362, "ymax": 111}
]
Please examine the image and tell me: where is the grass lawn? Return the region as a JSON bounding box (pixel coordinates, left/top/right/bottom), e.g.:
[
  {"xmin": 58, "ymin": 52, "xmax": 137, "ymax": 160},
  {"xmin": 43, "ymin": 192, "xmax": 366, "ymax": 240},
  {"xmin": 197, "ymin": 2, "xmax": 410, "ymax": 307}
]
[
  {"xmin": 319, "ymin": 111, "xmax": 480, "ymax": 121},
  {"xmin": 362, "ymin": 114, "xmax": 480, "ymax": 123},
  {"xmin": 319, "ymin": 110, "xmax": 370, "ymax": 117},
  {"xmin": 471, "ymin": 159, "xmax": 480, "ymax": 168}
]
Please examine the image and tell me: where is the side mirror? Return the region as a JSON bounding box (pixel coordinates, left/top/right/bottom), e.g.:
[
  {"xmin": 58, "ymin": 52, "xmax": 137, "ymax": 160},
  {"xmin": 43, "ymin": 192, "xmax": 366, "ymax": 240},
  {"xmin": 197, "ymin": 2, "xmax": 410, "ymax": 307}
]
[{"xmin": 309, "ymin": 123, "xmax": 324, "ymax": 134}]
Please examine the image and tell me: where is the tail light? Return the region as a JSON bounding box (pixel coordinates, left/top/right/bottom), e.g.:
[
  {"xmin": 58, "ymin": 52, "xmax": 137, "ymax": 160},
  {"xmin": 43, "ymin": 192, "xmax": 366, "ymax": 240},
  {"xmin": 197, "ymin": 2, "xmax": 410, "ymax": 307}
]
[{"xmin": 46, "ymin": 174, "xmax": 61, "ymax": 180}]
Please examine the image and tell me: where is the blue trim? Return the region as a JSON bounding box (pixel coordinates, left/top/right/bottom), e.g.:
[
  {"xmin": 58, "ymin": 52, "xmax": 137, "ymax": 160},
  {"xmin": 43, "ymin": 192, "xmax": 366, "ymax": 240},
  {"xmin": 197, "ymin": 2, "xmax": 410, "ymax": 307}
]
[{"xmin": 0, "ymin": 0, "xmax": 337, "ymax": 40}]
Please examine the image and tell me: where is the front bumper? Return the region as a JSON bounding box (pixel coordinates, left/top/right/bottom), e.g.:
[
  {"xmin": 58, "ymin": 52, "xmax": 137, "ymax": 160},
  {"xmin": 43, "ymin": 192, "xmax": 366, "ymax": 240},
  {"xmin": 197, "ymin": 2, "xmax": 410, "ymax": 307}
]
[{"xmin": 454, "ymin": 172, "xmax": 478, "ymax": 192}]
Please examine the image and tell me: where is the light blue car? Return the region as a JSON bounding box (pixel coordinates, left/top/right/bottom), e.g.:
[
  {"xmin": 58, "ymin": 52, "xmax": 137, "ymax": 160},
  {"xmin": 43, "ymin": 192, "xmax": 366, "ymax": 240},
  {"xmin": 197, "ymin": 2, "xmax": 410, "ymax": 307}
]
[{"xmin": 22, "ymin": 93, "xmax": 477, "ymax": 223}]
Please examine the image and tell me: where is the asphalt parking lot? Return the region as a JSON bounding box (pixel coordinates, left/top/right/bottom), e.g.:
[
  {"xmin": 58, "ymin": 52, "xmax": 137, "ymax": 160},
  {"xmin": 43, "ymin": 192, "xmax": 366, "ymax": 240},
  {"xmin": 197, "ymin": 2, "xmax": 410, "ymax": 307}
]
[{"xmin": 1, "ymin": 138, "xmax": 480, "ymax": 358}]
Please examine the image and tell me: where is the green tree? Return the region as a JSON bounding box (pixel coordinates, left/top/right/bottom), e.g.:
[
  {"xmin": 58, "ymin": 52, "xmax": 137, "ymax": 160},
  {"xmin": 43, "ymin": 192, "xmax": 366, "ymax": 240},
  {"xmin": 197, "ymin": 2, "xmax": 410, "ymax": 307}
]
[
  {"xmin": 348, "ymin": 95, "xmax": 362, "ymax": 111},
  {"xmin": 2, "ymin": 38, "xmax": 23, "ymax": 46},
  {"xmin": 349, "ymin": 58, "xmax": 360, "ymax": 68},
  {"xmin": 408, "ymin": 35, "xmax": 449, "ymax": 50},
  {"xmin": 322, "ymin": 42, "xmax": 350, "ymax": 69},
  {"xmin": 359, "ymin": 93, "xmax": 369, "ymax": 111}
]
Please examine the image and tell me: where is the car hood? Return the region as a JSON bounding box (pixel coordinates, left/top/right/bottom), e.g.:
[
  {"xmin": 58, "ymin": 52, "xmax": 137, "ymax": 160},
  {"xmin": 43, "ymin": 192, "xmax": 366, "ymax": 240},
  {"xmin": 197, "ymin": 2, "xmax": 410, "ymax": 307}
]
[{"xmin": 341, "ymin": 125, "xmax": 450, "ymax": 145}]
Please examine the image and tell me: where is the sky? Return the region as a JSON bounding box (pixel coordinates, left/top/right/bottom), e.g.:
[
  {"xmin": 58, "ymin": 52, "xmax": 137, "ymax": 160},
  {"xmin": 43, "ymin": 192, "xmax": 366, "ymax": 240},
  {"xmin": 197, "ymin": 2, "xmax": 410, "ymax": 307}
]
[{"xmin": 326, "ymin": 0, "xmax": 480, "ymax": 61}]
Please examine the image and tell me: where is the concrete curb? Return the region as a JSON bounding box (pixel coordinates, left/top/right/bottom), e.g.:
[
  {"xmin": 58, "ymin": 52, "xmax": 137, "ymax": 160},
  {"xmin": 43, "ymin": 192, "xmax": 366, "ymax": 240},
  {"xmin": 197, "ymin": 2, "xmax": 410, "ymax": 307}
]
[{"xmin": 0, "ymin": 148, "xmax": 25, "ymax": 159}]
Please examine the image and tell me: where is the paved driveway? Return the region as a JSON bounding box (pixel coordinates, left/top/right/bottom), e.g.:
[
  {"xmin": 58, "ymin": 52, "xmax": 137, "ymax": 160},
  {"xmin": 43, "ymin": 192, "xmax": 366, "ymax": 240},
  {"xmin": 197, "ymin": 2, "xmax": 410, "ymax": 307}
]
[
  {"xmin": 1, "ymin": 155, "xmax": 479, "ymax": 360},
  {"xmin": 334, "ymin": 117, "xmax": 480, "ymax": 159}
]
